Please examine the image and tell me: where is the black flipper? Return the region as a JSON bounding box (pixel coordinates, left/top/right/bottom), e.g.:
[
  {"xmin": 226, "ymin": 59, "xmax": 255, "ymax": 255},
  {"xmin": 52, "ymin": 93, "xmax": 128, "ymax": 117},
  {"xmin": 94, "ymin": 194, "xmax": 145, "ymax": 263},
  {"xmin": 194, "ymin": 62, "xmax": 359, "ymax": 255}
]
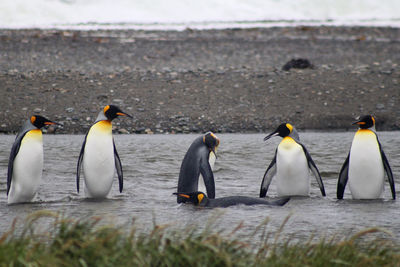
[
  {"xmin": 299, "ymin": 143, "xmax": 326, "ymax": 197},
  {"xmin": 76, "ymin": 133, "xmax": 88, "ymax": 193},
  {"xmin": 377, "ymin": 138, "xmax": 395, "ymax": 199},
  {"xmin": 259, "ymin": 149, "xmax": 277, "ymax": 197},
  {"xmin": 113, "ymin": 140, "xmax": 123, "ymax": 193},
  {"xmin": 7, "ymin": 132, "xmax": 28, "ymax": 195},
  {"xmin": 337, "ymin": 152, "xmax": 350, "ymax": 199},
  {"xmin": 199, "ymin": 155, "xmax": 215, "ymax": 199}
]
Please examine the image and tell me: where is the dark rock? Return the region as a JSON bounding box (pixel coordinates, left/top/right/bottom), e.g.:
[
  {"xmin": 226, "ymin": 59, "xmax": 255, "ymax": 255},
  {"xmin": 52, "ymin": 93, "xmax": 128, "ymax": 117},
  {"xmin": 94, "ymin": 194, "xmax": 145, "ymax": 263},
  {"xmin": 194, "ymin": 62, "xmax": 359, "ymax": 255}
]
[
  {"xmin": 135, "ymin": 127, "xmax": 146, "ymax": 134},
  {"xmin": 282, "ymin": 59, "xmax": 313, "ymax": 71}
]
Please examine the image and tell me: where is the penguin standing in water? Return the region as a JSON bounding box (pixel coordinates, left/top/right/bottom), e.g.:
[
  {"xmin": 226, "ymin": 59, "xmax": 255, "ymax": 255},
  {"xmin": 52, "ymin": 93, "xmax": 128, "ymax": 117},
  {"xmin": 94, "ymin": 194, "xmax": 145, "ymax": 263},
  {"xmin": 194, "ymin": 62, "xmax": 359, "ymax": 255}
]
[
  {"xmin": 7, "ymin": 115, "xmax": 57, "ymax": 204},
  {"xmin": 174, "ymin": 192, "xmax": 290, "ymax": 208},
  {"xmin": 260, "ymin": 123, "xmax": 326, "ymax": 197},
  {"xmin": 177, "ymin": 132, "xmax": 219, "ymax": 203},
  {"xmin": 337, "ymin": 115, "xmax": 395, "ymax": 199},
  {"xmin": 77, "ymin": 105, "xmax": 132, "ymax": 198}
]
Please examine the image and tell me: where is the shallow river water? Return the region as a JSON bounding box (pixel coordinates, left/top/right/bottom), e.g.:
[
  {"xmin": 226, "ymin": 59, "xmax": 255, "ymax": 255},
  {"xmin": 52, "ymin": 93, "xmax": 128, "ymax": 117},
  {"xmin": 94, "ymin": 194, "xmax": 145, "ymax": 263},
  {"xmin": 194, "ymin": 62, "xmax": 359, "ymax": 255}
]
[{"xmin": 0, "ymin": 132, "xmax": 399, "ymax": 242}]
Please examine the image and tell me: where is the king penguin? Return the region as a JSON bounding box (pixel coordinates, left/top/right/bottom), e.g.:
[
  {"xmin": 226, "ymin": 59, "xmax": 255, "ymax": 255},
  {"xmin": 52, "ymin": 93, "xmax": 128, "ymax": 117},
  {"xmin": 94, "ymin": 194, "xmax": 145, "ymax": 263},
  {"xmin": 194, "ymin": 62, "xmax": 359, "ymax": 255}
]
[
  {"xmin": 337, "ymin": 115, "xmax": 395, "ymax": 199},
  {"xmin": 77, "ymin": 105, "xmax": 132, "ymax": 198},
  {"xmin": 174, "ymin": 191, "xmax": 290, "ymax": 208},
  {"xmin": 260, "ymin": 123, "xmax": 326, "ymax": 197},
  {"xmin": 7, "ymin": 115, "xmax": 57, "ymax": 204},
  {"xmin": 177, "ymin": 132, "xmax": 219, "ymax": 203}
]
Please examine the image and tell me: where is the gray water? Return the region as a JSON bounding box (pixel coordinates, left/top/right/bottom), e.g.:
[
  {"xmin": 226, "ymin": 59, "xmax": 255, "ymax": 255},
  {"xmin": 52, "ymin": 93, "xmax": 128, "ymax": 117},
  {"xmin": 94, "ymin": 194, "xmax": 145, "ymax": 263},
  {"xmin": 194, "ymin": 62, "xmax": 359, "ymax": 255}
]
[{"xmin": 0, "ymin": 133, "xmax": 399, "ymax": 242}]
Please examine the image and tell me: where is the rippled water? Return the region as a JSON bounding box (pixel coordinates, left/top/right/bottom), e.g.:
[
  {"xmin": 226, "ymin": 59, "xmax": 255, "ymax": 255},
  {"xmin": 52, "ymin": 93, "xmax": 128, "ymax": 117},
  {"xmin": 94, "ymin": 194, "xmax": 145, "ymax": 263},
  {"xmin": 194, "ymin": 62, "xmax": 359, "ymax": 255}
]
[{"xmin": 0, "ymin": 133, "xmax": 399, "ymax": 242}]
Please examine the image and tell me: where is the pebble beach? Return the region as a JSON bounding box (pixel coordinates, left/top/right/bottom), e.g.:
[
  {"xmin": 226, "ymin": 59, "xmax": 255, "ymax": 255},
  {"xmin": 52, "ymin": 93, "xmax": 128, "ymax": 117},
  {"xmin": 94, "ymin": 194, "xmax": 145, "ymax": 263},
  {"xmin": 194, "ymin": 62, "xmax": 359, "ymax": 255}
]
[{"xmin": 0, "ymin": 26, "xmax": 399, "ymax": 134}]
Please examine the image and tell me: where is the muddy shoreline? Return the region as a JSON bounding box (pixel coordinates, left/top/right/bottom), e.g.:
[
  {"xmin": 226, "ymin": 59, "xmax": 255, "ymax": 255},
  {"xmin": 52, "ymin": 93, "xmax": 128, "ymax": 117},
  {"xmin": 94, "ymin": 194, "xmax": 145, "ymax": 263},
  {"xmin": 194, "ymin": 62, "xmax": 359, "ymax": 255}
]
[{"xmin": 0, "ymin": 26, "xmax": 399, "ymax": 134}]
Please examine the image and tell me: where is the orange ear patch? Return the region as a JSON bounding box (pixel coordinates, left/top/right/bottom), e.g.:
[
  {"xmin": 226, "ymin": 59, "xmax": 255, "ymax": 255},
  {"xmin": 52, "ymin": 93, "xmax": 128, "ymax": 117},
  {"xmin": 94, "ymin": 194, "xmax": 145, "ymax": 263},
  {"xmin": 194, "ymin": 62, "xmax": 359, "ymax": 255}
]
[
  {"xmin": 103, "ymin": 105, "xmax": 110, "ymax": 113},
  {"xmin": 197, "ymin": 193, "xmax": 204, "ymax": 203},
  {"xmin": 30, "ymin": 116, "xmax": 36, "ymax": 124},
  {"xmin": 286, "ymin": 123, "xmax": 293, "ymax": 133}
]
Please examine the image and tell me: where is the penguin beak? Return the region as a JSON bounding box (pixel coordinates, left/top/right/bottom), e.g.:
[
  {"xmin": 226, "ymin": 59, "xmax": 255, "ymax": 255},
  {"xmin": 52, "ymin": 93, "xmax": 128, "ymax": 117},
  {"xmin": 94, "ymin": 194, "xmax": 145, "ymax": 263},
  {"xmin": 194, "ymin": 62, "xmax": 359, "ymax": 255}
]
[
  {"xmin": 44, "ymin": 121, "xmax": 62, "ymax": 126},
  {"xmin": 173, "ymin": 193, "xmax": 190, "ymax": 199},
  {"xmin": 264, "ymin": 130, "xmax": 279, "ymax": 141},
  {"xmin": 352, "ymin": 120, "xmax": 366, "ymax": 126},
  {"xmin": 116, "ymin": 112, "xmax": 133, "ymax": 118}
]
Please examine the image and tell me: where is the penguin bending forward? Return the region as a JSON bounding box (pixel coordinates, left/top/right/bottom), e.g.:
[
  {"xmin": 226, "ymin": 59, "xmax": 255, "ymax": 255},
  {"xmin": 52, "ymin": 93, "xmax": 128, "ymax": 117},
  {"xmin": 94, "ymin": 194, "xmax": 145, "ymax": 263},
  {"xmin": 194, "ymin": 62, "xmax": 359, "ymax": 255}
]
[
  {"xmin": 177, "ymin": 132, "xmax": 219, "ymax": 203},
  {"xmin": 7, "ymin": 115, "xmax": 57, "ymax": 204},
  {"xmin": 77, "ymin": 105, "xmax": 132, "ymax": 198},
  {"xmin": 337, "ymin": 115, "xmax": 395, "ymax": 199},
  {"xmin": 260, "ymin": 123, "xmax": 326, "ymax": 197},
  {"xmin": 174, "ymin": 192, "xmax": 290, "ymax": 207}
]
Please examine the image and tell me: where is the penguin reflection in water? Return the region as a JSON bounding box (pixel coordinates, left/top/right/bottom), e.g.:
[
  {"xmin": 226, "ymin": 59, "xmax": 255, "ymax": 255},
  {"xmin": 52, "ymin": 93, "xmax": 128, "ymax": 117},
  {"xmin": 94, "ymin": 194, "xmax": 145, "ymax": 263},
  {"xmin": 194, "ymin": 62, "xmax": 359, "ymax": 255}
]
[
  {"xmin": 7, "ymin": 115, "xmax": 57, "ymax": 204},
  {"xmin": 77, "ymin": 105, "xmax": 132, "ymax": 198},
  {"xmin": 337, "ymin": 115, "xmax": 395, "ymax": 200},
  {"xmin": 260, "ymin": 123, "xmax": 326, "ymax": 197},
  {"xmin": 174, "ymin": 192, "xmax": 290, "ymax": 207},
  {"xmin": 177, "ymin": 132, "xmax": 219, "ymax": 203}
]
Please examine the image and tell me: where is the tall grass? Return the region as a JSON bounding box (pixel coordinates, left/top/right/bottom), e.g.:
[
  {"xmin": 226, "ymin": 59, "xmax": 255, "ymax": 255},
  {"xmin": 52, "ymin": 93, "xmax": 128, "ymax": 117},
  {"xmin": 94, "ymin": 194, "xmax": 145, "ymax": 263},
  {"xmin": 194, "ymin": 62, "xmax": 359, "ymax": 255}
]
[{"xmin": 0, "ymin": 210, "xmax": 399, "ymax": 267}]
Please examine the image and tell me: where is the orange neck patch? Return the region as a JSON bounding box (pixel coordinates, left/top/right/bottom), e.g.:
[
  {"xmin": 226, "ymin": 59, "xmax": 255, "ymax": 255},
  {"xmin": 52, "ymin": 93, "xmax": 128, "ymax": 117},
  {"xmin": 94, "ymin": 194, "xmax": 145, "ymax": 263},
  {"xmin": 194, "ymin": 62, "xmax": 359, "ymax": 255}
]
[
  {"xmin": 91, "ymin": 120, "xmax": 112, "ymax": 134},
  {"xmin": 356, "ymin": 129, "xmax": 373, "ymax": 135},
  {"xmin": 22, "ymin": 129, "xmax": 43, "ymax": 143}
]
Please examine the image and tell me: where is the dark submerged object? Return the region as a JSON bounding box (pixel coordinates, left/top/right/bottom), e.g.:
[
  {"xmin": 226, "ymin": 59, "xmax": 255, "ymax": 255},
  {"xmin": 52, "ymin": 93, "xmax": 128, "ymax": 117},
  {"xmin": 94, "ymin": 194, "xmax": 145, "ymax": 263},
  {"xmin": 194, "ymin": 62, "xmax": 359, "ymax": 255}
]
[
  {"xmin": 282, "ymin": 58, "xmax": 313, "ymax": 71},
  {"xmin": 175, "ymin": 191, "xmax": 290, "ymax": 208}
]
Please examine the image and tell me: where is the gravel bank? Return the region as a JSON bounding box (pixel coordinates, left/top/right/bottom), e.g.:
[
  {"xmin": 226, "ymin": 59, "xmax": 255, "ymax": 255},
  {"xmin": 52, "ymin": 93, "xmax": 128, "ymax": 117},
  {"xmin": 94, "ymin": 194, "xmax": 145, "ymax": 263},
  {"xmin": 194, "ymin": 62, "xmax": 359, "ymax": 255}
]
[{"xmin": 0, "ymin": 26, "xmax": 399, "ymax": 134}]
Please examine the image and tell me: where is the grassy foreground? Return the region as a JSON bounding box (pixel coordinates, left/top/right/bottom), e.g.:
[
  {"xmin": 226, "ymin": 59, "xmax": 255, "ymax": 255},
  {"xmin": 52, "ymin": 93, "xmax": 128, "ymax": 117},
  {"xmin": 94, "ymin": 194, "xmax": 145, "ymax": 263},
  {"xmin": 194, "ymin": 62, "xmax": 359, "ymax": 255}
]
[{"xmin": 0, "ymin": 211, "xmax": 399, "ymax": 267}]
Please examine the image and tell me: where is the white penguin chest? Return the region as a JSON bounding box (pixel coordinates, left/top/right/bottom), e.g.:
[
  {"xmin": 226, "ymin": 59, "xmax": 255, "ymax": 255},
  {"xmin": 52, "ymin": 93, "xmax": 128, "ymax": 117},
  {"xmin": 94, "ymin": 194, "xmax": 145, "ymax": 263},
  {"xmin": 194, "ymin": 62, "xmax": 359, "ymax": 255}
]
[
  {"xmin": 276, "ymin": 137, "xmax": 309, "ymax": 196},
  {"xmin": 13, "ymin": 130, "xmax": 44, "ymax": 179},
  {"xmin": 348, "ymin": 130, "xmax": 384, "ymax": 198},
  {"xmin": 9, "ymin": 129, "xmax": 43, "ymax": 203},
  {"xmin": 83, "ymin": 121, "xmax": 116, "ymax": 196}
]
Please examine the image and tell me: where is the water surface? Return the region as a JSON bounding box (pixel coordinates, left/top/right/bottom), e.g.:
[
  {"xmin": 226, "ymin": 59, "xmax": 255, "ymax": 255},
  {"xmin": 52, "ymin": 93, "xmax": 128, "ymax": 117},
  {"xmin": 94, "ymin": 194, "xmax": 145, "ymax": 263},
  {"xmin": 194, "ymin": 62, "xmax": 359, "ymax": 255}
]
[{"xmin": 0, "ymin": 133, "xmax": 399, "ymax": 242}]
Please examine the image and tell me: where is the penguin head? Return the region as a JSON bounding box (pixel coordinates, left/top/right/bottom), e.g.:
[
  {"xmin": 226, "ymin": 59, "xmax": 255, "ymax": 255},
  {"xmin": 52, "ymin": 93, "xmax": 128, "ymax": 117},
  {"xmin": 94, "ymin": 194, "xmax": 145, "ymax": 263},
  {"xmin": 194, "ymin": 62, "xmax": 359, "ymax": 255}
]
[
  {"xmin": 203, "ymin": 132, "xmax": 220, "ymax": 156},
  {"xmin": 353, "ymin": 115, "xmax": 375, "ymax": 129},
  {"xmin": 103, "ymin": 105, "xmax": 133, "ymax": 121},
  {"xmin": 174, "ymin": 192, "xmax": 207, "ymax": 205},
  {"xmin": 264, "ymin": 123, "xmax": 295, "ymax": 141},
  {"xmin": 30, "ymin": 115, "xmax": 57, "ymax": 129}
]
